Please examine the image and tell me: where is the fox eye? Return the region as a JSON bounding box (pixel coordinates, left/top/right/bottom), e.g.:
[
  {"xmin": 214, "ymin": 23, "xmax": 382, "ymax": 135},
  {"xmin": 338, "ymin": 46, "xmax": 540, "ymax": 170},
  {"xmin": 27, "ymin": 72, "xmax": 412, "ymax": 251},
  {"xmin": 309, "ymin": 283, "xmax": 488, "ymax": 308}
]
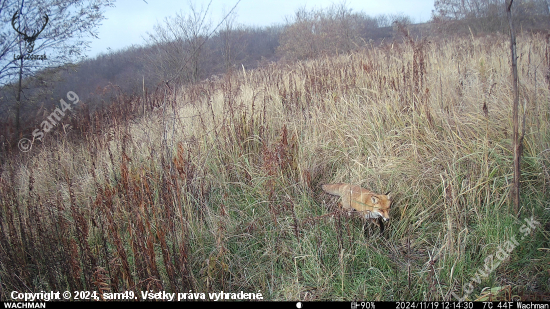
[{"xmin": 371, "ymin": 196, "xmax": 379, "ymax": 204}]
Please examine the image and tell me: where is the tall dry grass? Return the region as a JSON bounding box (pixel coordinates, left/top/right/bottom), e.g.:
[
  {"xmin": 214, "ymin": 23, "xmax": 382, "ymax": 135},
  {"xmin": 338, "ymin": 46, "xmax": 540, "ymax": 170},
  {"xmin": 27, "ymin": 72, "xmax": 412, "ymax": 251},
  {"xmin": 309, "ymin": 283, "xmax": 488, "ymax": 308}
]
[{"xmin": 1, "ymin": 33, "xmax": 549, "ymax": 301}]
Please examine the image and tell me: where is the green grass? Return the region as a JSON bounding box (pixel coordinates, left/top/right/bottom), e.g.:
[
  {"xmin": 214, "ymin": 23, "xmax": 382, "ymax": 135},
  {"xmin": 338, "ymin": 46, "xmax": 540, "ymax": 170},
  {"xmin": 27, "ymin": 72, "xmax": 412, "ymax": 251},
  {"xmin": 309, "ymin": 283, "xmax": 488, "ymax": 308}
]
[{"xmin": 1, "ymin": 33, "xmax": 549, "ymax": 301}]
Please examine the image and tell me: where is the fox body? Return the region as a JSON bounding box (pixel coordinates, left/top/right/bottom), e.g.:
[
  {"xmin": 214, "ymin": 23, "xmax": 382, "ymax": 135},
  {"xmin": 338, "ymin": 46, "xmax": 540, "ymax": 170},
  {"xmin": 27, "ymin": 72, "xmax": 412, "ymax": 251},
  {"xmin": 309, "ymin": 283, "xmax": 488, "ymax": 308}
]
[{"xmin": 322, "ymin": 183, "xmax": 392, "ymax": 230}]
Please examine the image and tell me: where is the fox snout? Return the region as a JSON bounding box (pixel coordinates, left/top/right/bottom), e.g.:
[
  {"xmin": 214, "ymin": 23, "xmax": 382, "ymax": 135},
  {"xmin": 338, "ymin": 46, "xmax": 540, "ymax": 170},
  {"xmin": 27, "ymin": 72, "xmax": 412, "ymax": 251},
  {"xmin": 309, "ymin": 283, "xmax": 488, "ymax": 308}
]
[
  {"xmin": 380, "ymin": 211, "xmax": 390, "ymax": 222},
  {"xmin": 376, "ymin": 213, "xmax": 390, "ymax": 222},
  {"xmin": 365, "ymin": 210, "xmax": 390, "ymax": 222}
]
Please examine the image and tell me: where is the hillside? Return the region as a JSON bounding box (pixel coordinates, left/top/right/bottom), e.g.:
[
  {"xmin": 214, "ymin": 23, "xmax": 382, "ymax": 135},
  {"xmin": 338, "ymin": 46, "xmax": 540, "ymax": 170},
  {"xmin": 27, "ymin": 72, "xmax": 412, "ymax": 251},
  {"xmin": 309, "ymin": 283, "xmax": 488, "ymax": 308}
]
[{"xmin": 0, "ymin": 32, "xmax": 549, "ymax": 301}]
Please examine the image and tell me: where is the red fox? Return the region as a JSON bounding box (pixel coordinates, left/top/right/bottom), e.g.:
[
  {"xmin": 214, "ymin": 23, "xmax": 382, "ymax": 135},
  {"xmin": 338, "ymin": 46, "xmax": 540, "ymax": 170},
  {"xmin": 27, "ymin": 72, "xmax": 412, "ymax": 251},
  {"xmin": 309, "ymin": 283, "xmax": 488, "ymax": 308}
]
[{"xmin": 322, "ymin": 183, "xmax": 392, "ymax": 232}]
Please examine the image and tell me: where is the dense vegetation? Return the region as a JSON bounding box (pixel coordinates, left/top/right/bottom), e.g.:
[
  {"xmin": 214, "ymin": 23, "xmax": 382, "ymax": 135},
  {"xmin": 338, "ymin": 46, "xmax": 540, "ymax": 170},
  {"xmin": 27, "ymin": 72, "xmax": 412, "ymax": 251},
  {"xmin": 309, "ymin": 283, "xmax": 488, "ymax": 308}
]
[{"xmin": 1, "ymin": 0, "xmax": 550, "ymax": 301}]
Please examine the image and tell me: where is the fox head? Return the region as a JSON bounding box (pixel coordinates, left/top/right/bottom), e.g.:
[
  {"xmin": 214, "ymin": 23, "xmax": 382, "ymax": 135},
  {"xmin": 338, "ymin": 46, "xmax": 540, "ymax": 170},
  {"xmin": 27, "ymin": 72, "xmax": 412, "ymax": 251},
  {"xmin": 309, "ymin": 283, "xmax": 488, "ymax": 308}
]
[
  {"xmin": 322, "ymin": 184, "xmax": 393, "ymax": 223},
  {"xmin": 365, "ymin": 191, "xmax": 392, "ymax": 222}
]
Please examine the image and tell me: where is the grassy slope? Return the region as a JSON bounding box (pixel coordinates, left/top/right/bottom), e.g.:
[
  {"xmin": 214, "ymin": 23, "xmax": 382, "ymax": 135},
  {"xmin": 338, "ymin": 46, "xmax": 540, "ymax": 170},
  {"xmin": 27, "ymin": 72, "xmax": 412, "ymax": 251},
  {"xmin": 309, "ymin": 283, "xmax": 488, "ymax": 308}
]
[{"xmin": 1, "ymin": 34, "xmax": 549, "ymax": 301}]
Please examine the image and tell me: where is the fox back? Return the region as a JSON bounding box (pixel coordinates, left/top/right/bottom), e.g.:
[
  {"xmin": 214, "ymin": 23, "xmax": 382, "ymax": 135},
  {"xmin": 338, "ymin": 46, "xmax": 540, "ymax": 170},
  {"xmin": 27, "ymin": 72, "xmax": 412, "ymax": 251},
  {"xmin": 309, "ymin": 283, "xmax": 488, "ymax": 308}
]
[{"xmin": 321, "ymin": 183, "xmax": 392, "ymax": 221}]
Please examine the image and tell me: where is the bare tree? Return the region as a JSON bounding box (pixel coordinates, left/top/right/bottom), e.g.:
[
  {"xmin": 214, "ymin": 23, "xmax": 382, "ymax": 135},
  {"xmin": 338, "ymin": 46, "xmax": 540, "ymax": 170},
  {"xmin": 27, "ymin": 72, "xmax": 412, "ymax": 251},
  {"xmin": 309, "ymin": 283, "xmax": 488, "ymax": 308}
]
[
  {"xmin": 432, "ymin": 0, "xmax": 549, "ymax": 34},
  {"xmin": 278, "ymin": 7, "xmax": 320, "ymax": 60},
  {"xmin": 388, "ymin": 13, "xmax": 413, "ymax": 25},
  {"xmin": 145, "ymin": 1, "xmax": 213, "ymax": 84},
  {"xmin": 278, "ymin": 3, "xmax": 366, "ymax": 60},
  {"xmin": 144, "ymin": 0, "xmax": 240, "ymax": 84},
  {"xmin": 0, "ymin": 0, "xmax": 114, "ymax": 136},
  {"xmin": 376, "ymin": 14, "xmax": 391, "ymax": 28},
  {"xmin": 219, "ymin": 7, "xmax": 239, "ymax": 72},
  {"xmin": 506, "ymin": 0, "xmax": 525, "ymax": 215},
  {"xmin": 278, "ymin": 4, "xmax": 404, "ymax": 60}
]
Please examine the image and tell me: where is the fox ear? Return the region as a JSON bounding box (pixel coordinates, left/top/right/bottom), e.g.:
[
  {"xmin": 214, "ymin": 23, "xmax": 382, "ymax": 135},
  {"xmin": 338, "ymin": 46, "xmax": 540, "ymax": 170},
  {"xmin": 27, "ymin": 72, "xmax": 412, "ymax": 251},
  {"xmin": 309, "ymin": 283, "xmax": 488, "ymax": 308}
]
[
  {"xmin": 371, "ymin": 196, "xmax": 379, "ymax": 204},
  {"xmin": 385, "ymin": 191, "xmax": 391, "ymax": 199}
]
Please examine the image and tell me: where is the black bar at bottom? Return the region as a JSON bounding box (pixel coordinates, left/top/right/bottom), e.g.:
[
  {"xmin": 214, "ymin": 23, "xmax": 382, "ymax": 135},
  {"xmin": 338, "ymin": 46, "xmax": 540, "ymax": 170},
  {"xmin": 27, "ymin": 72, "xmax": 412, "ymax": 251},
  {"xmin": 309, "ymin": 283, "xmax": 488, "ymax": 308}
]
[{"xmin": 1, "ymin": 301, "xmax": 549, "ymax": 309}]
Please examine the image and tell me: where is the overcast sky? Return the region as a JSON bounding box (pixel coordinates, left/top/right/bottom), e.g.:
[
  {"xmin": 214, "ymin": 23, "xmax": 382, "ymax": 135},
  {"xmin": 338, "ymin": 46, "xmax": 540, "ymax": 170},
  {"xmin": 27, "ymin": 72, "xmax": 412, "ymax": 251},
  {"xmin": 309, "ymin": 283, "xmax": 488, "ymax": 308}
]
[{"xmin": 88, "ymin": 0, "xmax": 435, "ymax": 58}]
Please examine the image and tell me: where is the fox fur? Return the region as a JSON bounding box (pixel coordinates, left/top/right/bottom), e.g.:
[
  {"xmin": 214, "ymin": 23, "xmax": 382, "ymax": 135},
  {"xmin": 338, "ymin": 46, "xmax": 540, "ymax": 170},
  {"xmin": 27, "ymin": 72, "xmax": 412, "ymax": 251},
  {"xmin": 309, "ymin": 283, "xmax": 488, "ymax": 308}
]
[{"xmin": 322, "ymin": 183, "xmax": 392, "ymax": 232}]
